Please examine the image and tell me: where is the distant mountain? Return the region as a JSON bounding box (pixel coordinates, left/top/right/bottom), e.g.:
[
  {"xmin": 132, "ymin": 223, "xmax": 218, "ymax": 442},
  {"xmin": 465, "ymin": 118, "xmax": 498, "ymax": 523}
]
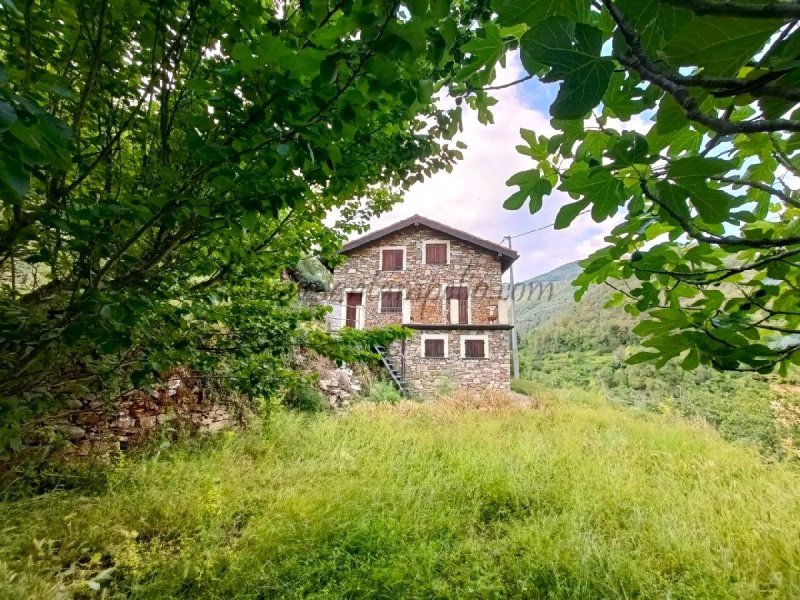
[
  {"xmin": 514, "ymin": 263, "xmax": 794, "ymax": 458},
  {"xmin": 509, "ymin": 260, "xmax": 587, "ymax": 338},
  {"xmin": 524, "ymin": 260, "xmax": 582, "ymax": 284}
]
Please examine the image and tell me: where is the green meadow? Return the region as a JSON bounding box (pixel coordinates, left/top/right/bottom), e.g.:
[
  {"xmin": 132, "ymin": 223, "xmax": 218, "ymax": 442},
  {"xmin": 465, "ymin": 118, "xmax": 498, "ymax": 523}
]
[{"xmin": 2, "ymin": 389, "xmax": 799, "ymax": 599}]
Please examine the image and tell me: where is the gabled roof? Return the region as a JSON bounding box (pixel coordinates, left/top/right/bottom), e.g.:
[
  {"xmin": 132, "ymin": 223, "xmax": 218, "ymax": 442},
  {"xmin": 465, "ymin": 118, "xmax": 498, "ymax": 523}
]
[{"xmin": 340, "ymin": 214, "xmax": 519, "ymax": 273}]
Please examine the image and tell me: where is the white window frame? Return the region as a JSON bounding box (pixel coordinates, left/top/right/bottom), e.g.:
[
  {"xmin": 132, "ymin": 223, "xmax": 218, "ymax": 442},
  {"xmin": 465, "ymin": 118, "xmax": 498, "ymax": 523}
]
[
  {"xmin": 422, "ymin": 239, "xmax": 450, "ymax": 265},
  {"xmin": 441, "ymin": 282, "xmax": 471, "ymax": 325},
  {"xmin": 379, "ymin": 246, "xmax": 406, "ymax": 271},
  {"xmin": 378, "ymin": 288, "xmax": 406, "ymax": 314},
  {"xmin": 460, "ymin": 334, "xmax": 489, "ymax": 359},
  {"xmin": 421, "ymin": 333, "xmax": 449, "ymax": 358}
]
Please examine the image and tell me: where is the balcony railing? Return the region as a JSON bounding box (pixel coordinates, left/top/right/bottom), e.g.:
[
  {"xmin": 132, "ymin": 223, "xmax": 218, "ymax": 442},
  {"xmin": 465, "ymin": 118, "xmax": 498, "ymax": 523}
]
[{"xmin": 325, "ymin": 300, "xmax": 507, "ymax": 331}]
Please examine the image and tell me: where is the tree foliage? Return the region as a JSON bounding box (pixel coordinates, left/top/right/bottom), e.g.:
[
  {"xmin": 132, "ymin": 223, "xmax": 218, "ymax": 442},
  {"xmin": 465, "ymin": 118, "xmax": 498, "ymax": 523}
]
[
  {"xmin": 479, "ymin": 0, "xmax": 800, "ymax": 373},
  {"xmin": 0, "ymin": 0, "xmax": 488, "ymax": 452}
]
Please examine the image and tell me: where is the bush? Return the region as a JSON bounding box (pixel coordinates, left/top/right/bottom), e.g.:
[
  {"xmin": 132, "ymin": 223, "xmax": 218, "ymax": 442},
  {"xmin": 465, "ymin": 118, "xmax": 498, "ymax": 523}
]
[
  {"xmin": 283, "ymin": 383, "xmax": 326, "ymax": 413},
  {"xmin": 364, "ymin": 380, "xmax": 403, "ymax": 404}
]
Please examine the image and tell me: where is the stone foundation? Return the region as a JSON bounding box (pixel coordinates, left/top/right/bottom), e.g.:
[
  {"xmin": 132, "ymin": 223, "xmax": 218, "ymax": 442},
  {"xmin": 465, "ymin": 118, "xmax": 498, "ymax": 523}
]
[{"xmin": 388, "ymin": 328, "xmax": 511, "ymax": 396}]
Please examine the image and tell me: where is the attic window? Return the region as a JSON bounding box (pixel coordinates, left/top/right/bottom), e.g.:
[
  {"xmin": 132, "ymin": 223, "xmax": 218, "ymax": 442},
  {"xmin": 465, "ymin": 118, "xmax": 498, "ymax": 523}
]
[
  {"xmin": 424, "ymin": 241, "xmax": 449, "ymax": 265},
  {"xmin": 380, "ymin": 247, "xmax": 405, "ymax": 271}
]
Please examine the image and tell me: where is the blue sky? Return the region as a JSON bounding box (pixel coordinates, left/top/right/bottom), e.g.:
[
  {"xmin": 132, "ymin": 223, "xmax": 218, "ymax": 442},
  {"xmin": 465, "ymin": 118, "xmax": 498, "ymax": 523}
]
[{"xmin": 356, "ymin": 54, "xmax": 622, "ymax": 282}]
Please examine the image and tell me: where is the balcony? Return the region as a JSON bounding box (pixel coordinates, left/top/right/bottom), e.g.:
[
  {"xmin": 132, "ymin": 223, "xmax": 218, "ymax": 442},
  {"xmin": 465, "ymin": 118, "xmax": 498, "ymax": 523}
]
[{"xmin": 326, "ymin": 300, "xmax": 411, "ymax": 331}]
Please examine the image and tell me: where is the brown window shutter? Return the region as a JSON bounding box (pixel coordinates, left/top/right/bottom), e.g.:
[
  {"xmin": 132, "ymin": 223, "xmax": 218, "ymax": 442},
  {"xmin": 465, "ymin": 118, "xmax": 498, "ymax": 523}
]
[
  {"xmin": 464, "ymin": 339, "xmax": 485, "ymax": 358},
  {"xmin": 426, "ymin": 243, "xmax": 447, "ymax": 265},
  {"xmin": 381, "ymin": 291, "xmax": 402, "ymax": 313},
  {"xmin": 424, "ymin": 339, "xmax": 445, "ymax": 358},
  {"xmin": 382, "ymin": 249, "xmax": 403, "ymax": 270}
]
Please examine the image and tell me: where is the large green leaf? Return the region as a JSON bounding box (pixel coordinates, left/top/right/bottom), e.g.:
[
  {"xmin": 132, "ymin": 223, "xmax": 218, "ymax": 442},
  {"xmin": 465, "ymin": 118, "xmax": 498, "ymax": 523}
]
[
  {"xmin": 461, "ymin": 22, "xmax": 505, "ymax": 67},
  {"xmin": 662, "ymin": 16, "xmax": 783, "ymax": 76},
  {"xmin": 654, "ymin": 94, "xmax": 688, "ymax": 135},
  {"xmin": 667, "ymin": 157, "xmax": 734, "ymax": 223},
  {"xmin": 681, "ymin": 184, "xmax": 732, "ymax": 224},
  {"xmin": 520, "ymin": 17, "xmax": 613, "ymax": 119},
  {"xmin": 554, "ymin": 198, "xmax": 591, "ymax": 229},
  {"xmin": 0, "ymin": 100, "xmax": 16, "ymax": 130},
  {"xmin": 668, "ymin": 156, "xmax": 733, "ymax": 179},
  {"xmin": 493, "ymin": 0, "xmax": 588, "ymax": 28},
  {"xmin": 615, "ymin": 0, "xmax": 689, "ymax": 54},
  {"xmin": 505, "ymin": 169, "xmax": 553, "ymax": 213},
  {"xmin": 561, "ymin": 168, "xmax": 624, "ymax": 221}
]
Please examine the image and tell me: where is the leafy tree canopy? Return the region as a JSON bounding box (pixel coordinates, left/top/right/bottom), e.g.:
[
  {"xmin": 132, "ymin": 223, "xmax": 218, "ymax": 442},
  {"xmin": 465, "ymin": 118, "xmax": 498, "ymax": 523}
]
[
  {"xmin": 476, "ymin": 0, "xmax": 800, "ymax": 374},
  {"xmin": 0, "ymin": 0, "xmax": 489, "ymax": 452}
]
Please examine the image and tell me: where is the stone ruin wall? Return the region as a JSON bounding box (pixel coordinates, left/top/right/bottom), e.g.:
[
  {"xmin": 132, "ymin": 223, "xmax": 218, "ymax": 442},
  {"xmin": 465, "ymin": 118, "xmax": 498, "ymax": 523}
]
[{"xmin": 24, "ymin": 368, "xmax": 233, "ymax": 460}]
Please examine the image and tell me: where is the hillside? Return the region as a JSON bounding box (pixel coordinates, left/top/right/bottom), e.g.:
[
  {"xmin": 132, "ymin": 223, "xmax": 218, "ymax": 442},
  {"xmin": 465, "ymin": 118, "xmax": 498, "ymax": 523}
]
[
  {"xmin": 509, "ymin": 260, "xmax": 583, "ymax": 337},
  {"xmin": 517, "ymin": 261, "xmax": 800, "ymax": 458},
  {"xmin": 2, "ymin": 394, "xmax": 799, "ymax": 598}
]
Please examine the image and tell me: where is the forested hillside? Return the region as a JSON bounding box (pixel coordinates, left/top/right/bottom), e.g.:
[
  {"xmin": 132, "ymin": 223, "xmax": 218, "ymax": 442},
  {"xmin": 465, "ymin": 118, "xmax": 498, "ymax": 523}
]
[
  {"xmin": 517, "ymin": 263, "xmax": 800, "ymax": 459},
  {"xmin": 510, "ymin": 261, "xmax": 582, "ymax": 337}
]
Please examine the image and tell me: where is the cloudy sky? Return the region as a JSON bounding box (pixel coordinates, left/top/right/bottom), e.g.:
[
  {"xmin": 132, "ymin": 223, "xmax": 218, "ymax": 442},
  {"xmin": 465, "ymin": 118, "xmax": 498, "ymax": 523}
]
[{"xmin": 358, "ymin": 54, "xmax": 619, "ymax": 282}]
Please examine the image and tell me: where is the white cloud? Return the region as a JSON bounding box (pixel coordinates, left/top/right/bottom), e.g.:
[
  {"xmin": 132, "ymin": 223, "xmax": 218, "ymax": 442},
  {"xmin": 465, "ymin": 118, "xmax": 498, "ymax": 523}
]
[{"xmin": 354, "ymin": 53, "xmax": 622, "ymax": 281}]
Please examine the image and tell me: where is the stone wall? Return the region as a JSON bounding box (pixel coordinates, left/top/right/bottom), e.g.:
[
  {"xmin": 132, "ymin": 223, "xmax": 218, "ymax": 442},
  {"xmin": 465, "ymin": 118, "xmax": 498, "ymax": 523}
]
[
  {"xmin": 25, "ymin": 368, "xmax": 233, "ymax": 460},
  {"xmin": 327, "ymin": 225, "xmax": 504, "ymax": 327},
  {"xmin": 387, "ymin": 328, "xmax": 511, "ymax": 396}
]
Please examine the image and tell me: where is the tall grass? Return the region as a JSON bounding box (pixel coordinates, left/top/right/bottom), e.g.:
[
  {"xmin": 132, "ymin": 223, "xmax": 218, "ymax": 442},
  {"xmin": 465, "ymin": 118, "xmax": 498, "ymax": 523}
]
[{"xmin": 2, "ymin": 390, "xmax": 799, "ymax": 598}]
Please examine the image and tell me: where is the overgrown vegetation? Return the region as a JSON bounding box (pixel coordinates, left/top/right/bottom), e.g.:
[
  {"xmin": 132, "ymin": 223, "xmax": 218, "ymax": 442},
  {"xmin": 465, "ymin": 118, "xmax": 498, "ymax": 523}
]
[
  {"xmin": 0, "ymin": 0, "xmax": 485, "ymax": 454},
  {"xmin": 517, "ymin": 263, "xmax": 800, "ymax": 458},
  {"xmin": 2, "ymin": 393, "xmax": 799, "ymax": 598},
  {"xmin": 481, "ymin": 0, "xmax": 800, "ymax": 372}
]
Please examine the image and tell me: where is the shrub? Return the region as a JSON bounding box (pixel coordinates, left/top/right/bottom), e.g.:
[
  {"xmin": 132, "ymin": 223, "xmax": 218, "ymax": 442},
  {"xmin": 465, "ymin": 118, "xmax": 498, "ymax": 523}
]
[
  {"xmin": 433, "ymin": 376, "xmax": 456, "ymax": 398},
  {"xmin": 282, "ymin": 383, "xmax": 326, "ymax": 413},
  {"xmin": 364, "ymin": 380, "xmax": 403, "ymax": 405}
]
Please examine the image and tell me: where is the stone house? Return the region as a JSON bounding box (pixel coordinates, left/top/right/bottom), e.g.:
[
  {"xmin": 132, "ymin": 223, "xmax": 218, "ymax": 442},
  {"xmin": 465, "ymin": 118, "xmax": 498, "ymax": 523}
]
[{"xmin": 323, "ymin": 215, "xmax": 517, "ymax": 395}]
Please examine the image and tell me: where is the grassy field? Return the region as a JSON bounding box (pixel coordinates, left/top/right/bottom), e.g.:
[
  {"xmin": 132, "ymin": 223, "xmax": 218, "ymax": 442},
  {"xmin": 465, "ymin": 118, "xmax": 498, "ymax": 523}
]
[{"xmin": 2, "ymin": 389, "xmax": 800, "ymax": 599}]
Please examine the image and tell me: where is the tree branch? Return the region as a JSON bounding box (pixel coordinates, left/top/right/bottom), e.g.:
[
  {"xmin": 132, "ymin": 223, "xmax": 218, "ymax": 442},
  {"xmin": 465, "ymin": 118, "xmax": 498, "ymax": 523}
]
[
  {"xmin": 641, "ymin": 179, "xmax": 800, "ymax": 248},
  {"xmin": 712, "ymin": 175, "xmax": 800, "ymax": 208},
  {"xmin": 604, "ymin": 0, "xmax": 800, "ymax": 134},
  {"xmin": 481, "ymin": 74, "xmax": 534, "ymax": 91},
  {"xmin": 660, "ymin": 0, "xmax": 800, "ymax": 20},
  {"xmin": 633, "ymin": 247, "xmax": 800, "ymax": 283}
]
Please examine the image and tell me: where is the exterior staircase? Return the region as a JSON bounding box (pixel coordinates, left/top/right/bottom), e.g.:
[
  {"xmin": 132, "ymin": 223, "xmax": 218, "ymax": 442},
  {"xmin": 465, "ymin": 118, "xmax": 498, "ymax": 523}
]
[{"xmin": 372, "ymin": 344, "xmax": 408, "ymax": 395}]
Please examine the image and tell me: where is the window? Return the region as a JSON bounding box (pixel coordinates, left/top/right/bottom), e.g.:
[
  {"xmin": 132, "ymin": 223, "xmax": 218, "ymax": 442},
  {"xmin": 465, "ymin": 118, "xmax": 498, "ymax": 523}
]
[
  {"xmin": 460, "ymin": 335, "xmax": 488, "ymax": 359},
  {"xmin": 380, "ymin": 247, "xmax": 405, "ymax": 271},
  {"xmin": 424, "ymin": 241, "xmax": 449, "ymax": 265},
  {"xmin": 464, "ymin": 339, "xmax": 485, "ymax": 358},
  {"xmin": 425, "ymin": 339, "xmax": 445, "ymax": 357},
  {"xmin": 380, "ymin": 291, "xmax": 403, "ymax": 313},
  {"xmin": 421, "ymin": 334, "xmax": 448, "ymax": 358}
]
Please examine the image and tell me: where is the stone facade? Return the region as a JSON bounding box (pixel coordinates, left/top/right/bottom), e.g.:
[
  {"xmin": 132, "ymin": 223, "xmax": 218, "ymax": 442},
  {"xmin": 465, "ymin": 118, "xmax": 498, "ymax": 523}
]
[
  {"xmin": 322, "ymin": 218, "xmax": 516, "ymax": 394},
  {"xmin": 387, "ymin": 328, "xmax": 511, "ymax": 395},
  {"xmin": 328, "ymin": 225, "xmax": 506, "ymax": 327}
]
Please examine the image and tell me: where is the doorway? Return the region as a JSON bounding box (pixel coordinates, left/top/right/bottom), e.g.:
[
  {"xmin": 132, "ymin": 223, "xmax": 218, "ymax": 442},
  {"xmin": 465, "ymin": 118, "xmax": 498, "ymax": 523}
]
[{"xmin": 345, "ymin": 291, "xmax": 364, "ymax": 328}]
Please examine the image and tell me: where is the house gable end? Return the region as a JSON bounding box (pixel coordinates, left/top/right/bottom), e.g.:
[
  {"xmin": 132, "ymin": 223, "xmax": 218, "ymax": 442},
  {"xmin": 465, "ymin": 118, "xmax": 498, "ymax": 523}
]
[{"xmin": 339, "ymin": 215, "xmax": 517, "ymax": 273}]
